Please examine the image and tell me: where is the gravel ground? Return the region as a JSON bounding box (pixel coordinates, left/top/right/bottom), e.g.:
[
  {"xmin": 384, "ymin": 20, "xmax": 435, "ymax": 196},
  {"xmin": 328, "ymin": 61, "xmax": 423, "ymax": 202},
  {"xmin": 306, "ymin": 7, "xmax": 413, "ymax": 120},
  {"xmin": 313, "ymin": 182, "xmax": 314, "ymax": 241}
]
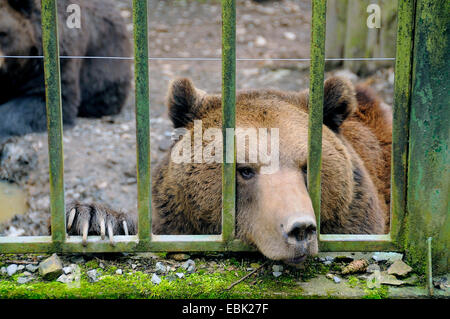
[{"xmin": 0, "ymin": 0, "xmax": 395, "ymax": 236}]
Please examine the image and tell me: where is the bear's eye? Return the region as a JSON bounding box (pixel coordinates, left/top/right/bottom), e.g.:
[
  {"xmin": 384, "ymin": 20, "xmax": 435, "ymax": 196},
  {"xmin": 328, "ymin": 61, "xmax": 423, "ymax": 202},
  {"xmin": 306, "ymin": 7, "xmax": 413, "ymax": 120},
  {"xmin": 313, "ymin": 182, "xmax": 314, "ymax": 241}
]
[
  {"xmin": 301, "ymin": 164, "xmax": 307, "ymax": 175},
  {"xmin": 301, "ymin": 164, "xmax": 308, "ymax": 188},
  {"xmin": 238, "ymin": 167, "xmax": 256, "ymax": 180}
]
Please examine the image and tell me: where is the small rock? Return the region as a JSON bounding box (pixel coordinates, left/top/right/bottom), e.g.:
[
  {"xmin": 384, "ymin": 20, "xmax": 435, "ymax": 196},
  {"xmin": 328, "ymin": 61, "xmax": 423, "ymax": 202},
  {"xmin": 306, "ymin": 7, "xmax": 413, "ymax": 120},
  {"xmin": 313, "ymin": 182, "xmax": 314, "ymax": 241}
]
[
  {"xmin": 56, "ymin": 274, "xmax": 73, "ymax": 284},
  {"xmin": 1, "ymin": 267, "xmax": 6, "ymax": 274},
  {"xmin": 333, "ymin": 276, "xmax": 341, "ymax": 283},
  {"xmin": 7, "ymin": 264, "xmax": 18, "ymax": 276},
  {"xmin": 39, "ymin": 254, "xmax": 63, "ymax": 280},
  {"xmin": 323, "ymin": 261, "xmax": 332, "ymax": 266},
  {"xmin": 326, "ymin": 273, "xmax": 340, "ymax": 283},
  {"xmin": 155, "ymin": 262, "xmax": 166, "ymax": 274},
  {"xmin": 182, "ymin": 259, "xmax": 196, "ymax": 274},
  {"xmin": 255, "ymin": 36, "xmax": 267, "ymax": 47},
  {"xmin": 272, "ymin": 265, "xmax": 283, "ymax": 273},
  {"xmin": 63, "ymin": 266, "xmax": 73, "ymax": 275},
  {"xmin": 387, "ymin": 260, "xmax": 413, "ymax": 277},
  {"xmin": 273, "ymin": 271, "xmax": 282, "ymax": 278},
  {"xmin": 433, "ymin": 275, "xmax": 448, "ymax": 290},
  {"xmin": 250, "ymin": 263, "xmax": 260, "ymax": 269},
  {"xmin": 380, "ymin": 272, "xmax": 405, "ymax": 286},
  {"xmin": 17, "ymin": 265, "xmax": 25, "ymax": 271},
  {"xmin": 131, "ymin": 264, "xmax": 137, "ymax": 269},
  {"xmin": 151, "ymin": 273, "xmax": 162, "ymax": 285},
  {"xmin": 116, "ymin": 269, "xmax": 123, "ymax": 275},
  {"xmin": 371, "ymin": 252, "xmax": 403, "ymax": 263},
  {"xmin": 168, "ymin": 253, "xmax": 190, "ymax": 261},
  {"xmin": 283, "ymin": 32, "xmax": 296, "ymax": 40},
  {"xmin": 17, "ymin": 276, "xmax": 33, "ymax": 284},
  {"xmin": 99, "ymin": 263, "xmax": 105, "ymax": 269},
  {"xmin": 25, "ymin": 264, "xmax": 38, "ymax": 273},
  {"xmin": 22, "ymin": 271, "xmax": 32, "ymax": 276},
  {"xmin": 367, "ymin": 263, "xmax": 381, "ymax": 273},
  {"xmin": 87, "ymin": 269, "xmax": 99, "ymax": 283},
  {"xmin": 176, "ymin": 272, "xmax": 185, "ymax": 279}
]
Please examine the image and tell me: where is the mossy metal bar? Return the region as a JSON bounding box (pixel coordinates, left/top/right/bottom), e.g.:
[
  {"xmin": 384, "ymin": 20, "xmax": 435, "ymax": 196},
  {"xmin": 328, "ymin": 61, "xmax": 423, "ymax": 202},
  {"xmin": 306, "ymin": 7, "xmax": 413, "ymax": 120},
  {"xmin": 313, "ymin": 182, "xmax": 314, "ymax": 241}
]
[
  {"xmin": 307, "ymin": 0, "xmax": 326, "ymax": 234},
  {"xmin": 390, "ymin": 0, "xmax": 415, "ymax": 247},
  {"xmin": 41, "ymin": 0, "xmax": 65, "ymax": 245},
  {"xmin": 0, "ymin": 236, "xmax": 254, "ymax": 253},
  {"xmin": 133, "ymin": 0, "xmax": 151, "ymax": 243},
  {"xmin": 221, "ymin": 0, "xmax": 236, "ymax": 243}
]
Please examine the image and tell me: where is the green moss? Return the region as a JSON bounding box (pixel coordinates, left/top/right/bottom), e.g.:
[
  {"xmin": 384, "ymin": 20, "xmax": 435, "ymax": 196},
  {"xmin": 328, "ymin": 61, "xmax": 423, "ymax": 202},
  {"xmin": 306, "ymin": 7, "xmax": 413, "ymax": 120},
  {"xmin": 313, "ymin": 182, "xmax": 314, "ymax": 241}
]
[{"xmin": 362, "ymin": 286, "xmax": 389, "ymax": 299}]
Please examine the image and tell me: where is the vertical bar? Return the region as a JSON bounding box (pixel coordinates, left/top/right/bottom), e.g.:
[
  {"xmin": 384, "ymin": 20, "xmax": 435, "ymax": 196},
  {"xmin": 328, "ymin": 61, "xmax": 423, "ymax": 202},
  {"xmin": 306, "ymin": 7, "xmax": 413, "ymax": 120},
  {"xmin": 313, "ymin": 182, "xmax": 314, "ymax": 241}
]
[
  {"xmin": 390, "ymin": 0, "xmax": 415, "ymax": 246},
  {"xmin": 406, "ymin": 0, "xmax": 449, "ymax": 275},
  {"xmin": 307, "ymin": 0, "xmax": 327, "ymax": 234},
  {"xmin": 133, "ymin": 0, "xmax": 151, "ymax": 243},
  {"xmin": 221, "ymin": 0, "xmax": 236, "ymax": 243},
  {"xmin": 41, "ymin": 0, "xmax": 65, "ymax": 245},
  {"xmin": 427, "ymin": 237, "xmax": 434, "ymax": 296}
]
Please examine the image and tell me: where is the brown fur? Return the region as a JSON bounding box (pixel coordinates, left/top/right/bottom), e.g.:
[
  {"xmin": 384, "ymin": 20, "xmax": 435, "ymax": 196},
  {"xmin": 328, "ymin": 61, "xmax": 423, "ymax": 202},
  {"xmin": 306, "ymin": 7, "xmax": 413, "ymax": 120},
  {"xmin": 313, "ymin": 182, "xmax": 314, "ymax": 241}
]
[{"xmin": 66, "ymin": 76, "xmax": 392, "ymax": 263}]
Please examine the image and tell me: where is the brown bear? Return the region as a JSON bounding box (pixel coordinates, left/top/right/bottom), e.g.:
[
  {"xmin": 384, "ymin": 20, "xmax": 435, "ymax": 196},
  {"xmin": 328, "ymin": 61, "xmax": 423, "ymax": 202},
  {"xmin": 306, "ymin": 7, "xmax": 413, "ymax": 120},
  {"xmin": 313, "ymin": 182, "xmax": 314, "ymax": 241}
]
[
  {"xmin": 65, "ymin": 76, "xmax": 392, "ymax": 264},
  {"xmin": 0, "ymin": 0, "xmax": 131, "ymax": 137}
]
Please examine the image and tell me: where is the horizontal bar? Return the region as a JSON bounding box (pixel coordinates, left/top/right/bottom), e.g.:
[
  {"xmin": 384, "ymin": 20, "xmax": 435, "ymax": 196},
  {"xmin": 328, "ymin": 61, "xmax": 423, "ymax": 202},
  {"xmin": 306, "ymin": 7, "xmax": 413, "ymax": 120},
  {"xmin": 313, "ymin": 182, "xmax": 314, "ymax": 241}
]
[
  {"xmin": 320, "ymin": 234, "xmax": 392, "ymax": 241},
  {"xmin": 319, "ymin": 234, "xmax": 399, "ymax": 251},
  {"xmin": 0, "ymin": 236, "xmax": 254, "ymax": 253},
  {"xmin": 0, "ymin": 55, "xmax": 396, "ymax": 61},
  {"xmin": 152, "ymin": 235, "xmax": 223, "ymax": 242}
]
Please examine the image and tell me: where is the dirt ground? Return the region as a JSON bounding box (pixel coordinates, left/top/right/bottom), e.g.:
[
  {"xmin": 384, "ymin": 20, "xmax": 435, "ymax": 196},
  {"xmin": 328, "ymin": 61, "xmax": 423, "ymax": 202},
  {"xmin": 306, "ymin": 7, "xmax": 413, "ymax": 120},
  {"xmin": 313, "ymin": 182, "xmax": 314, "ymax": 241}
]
[{"xmin": 0, "ymin": 0, "xmax": 395, "ymax": 236}]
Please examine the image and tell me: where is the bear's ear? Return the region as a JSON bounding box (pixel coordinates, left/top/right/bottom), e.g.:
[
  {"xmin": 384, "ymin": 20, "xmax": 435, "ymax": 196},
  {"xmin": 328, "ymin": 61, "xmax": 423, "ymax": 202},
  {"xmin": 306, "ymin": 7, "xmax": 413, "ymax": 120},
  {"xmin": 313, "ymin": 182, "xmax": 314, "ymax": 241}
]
[
  {"xmin": 167, "ymin": 78, "xmax": 207, "ymax": 128},
  {"xmin": 322, "ymin": 76, "xmax": 357, "ymax": 132},
  {"xmin": 8, "ymin": 0, "xmax": 34, "ymax": 17}
]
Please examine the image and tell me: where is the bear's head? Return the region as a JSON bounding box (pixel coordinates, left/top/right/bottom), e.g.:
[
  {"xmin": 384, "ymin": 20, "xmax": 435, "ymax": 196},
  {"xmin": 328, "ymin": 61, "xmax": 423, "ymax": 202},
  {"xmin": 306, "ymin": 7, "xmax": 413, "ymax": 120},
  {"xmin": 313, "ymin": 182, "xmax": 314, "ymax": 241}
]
[
  {"xmin": 0, "ymin": 0, "xmax": 39, "ymax": 72},
  {"xmin": 154, "ymin": 76, "xmax": 380, "ymax": 264}
]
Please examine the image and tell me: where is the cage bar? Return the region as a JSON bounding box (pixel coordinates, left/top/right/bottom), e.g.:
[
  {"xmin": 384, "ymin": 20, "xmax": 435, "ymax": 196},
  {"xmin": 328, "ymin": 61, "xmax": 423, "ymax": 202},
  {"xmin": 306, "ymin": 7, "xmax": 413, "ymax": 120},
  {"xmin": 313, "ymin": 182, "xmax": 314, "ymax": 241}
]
[
  {"xmin": 221, "ymin": 0, "xmax": 237, "ymax": 243},
  {"xmin": 132, "ymin": 0, "xmax": 152, "ymax": 243},
  {"xmin": 307, "ymin": 0, "xmax": 327, "ymax": 233},
  {"xmin": 41, "ymin": 0, "xmax": 66, "ymax": 245},
  {"xmin": 0, "ymin": 0, "xmax": 419, "ymax": 257},
  {"xmin": 390, "ymin": 0, "xmax": 415, "ymax": 246}
]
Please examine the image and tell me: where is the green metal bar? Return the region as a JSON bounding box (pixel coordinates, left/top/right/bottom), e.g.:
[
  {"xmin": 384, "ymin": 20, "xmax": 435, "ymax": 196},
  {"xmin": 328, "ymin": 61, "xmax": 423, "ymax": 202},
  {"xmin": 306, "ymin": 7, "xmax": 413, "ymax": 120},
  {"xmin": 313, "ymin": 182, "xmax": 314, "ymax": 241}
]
[
  {"xmin": 221, "ymin": 0, "xmax": 236, "ymax": 243},
  {"xmin": 319, "ymin": 235, "xmax": 399, "ymax": 252},
  {"xmin": 0, "ymin": 236, "xmax": 254, "ymax": 253},
  {"xmin": 41, "ymin": 0, "xmax": 65, "ymax": 246},
  {"xmin": 132, "ymin": 0, "xmax": 151, "ymax": 243},
  {"xmin": 308, "ymin": 0, "xmax": 327, "ymax": 234},
  {"xmin": 406, "ymin": 0, "xmax": 449, "ymax": 274},
  {"xmin": 427, "ymin": 237, "xmax": 434, "ymax": 296},
  {"xmin": 390, "ymin": 0, "xmax": 415, "ymax": 247}
]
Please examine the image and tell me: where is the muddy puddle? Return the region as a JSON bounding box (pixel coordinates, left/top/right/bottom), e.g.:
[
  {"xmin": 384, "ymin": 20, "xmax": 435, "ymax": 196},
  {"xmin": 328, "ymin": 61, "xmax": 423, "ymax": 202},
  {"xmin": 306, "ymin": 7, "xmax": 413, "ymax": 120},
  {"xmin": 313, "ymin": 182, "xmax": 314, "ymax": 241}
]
[{"xmin": 0, "ymin": 181, "xmax": 28, "ymax": 223}]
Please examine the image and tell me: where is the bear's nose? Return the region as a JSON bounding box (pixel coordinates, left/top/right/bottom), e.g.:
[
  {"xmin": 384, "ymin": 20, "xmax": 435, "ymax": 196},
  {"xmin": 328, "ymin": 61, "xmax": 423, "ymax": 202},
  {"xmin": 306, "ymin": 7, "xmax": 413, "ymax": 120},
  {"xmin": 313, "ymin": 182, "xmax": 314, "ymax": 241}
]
[{"xmin": 282, "ymin": 217, "xmax": 317, "ymax": 245}]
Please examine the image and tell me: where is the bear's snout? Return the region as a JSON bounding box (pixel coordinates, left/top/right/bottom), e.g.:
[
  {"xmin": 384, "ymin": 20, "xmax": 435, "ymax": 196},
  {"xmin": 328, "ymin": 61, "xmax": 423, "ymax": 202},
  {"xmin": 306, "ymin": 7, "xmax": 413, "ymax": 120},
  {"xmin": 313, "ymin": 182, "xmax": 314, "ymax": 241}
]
[{"xmin": 282, "ymin": 216, "xmax": 317, "ymax": 246}]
